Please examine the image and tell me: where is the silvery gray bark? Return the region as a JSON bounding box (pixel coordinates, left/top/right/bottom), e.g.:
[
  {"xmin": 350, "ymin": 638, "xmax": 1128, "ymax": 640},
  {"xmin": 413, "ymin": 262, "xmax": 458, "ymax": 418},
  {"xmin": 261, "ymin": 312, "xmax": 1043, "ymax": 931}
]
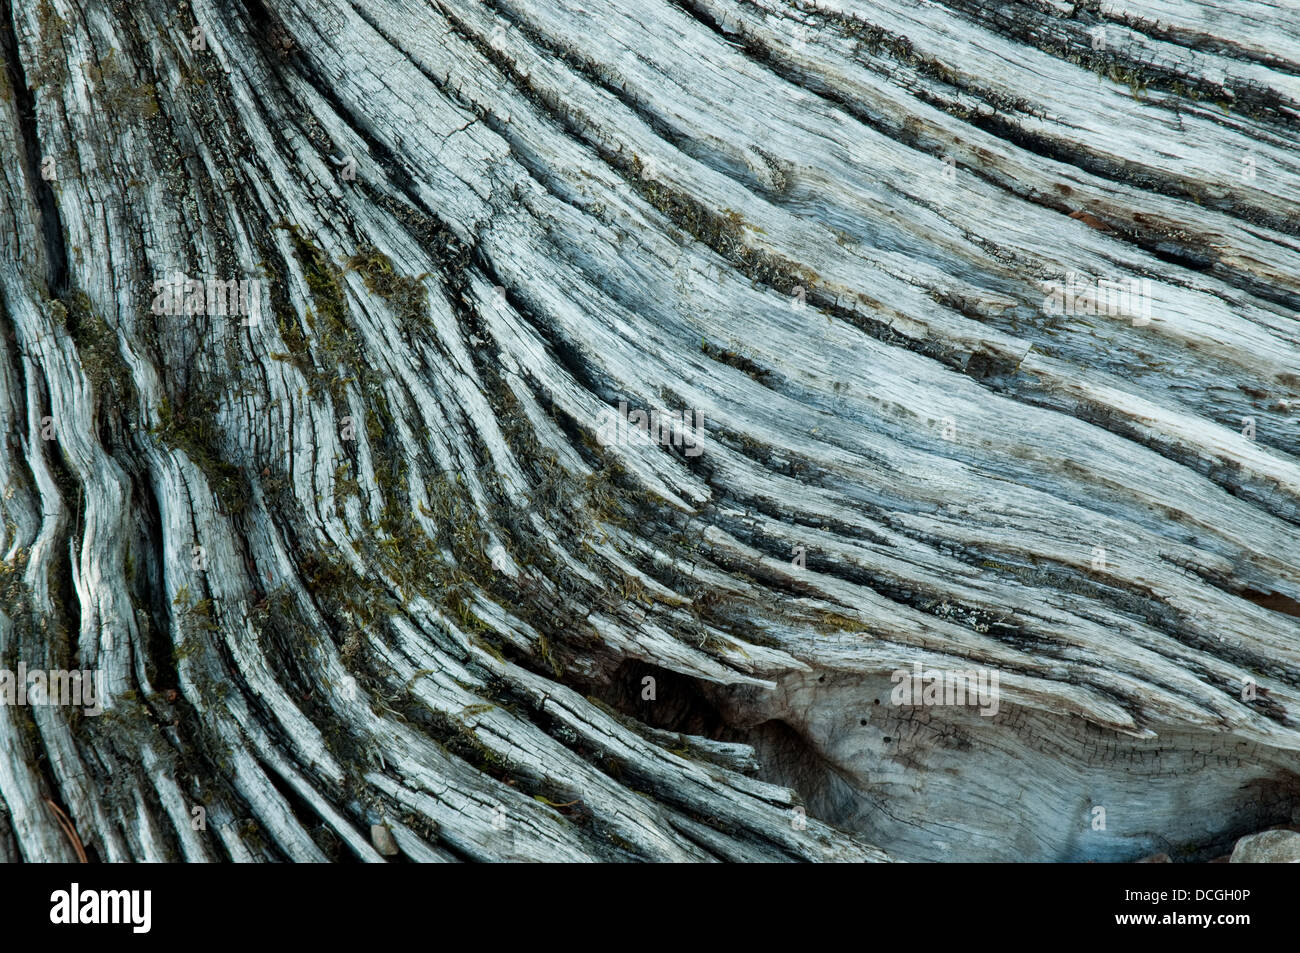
[{"xmin": 0, "ymin": 0, "xmax": 1297, "ymax": 862}]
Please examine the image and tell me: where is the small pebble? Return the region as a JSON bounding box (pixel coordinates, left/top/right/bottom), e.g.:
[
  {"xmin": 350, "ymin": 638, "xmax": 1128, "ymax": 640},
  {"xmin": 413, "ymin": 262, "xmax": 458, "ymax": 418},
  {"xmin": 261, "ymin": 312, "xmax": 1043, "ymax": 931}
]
[
  {"xmin": 370, "ymin": 823, "xmax": 400, "ymax": 857},
  {"xmin": 1229, "ymin": 829, "xmax": 1300, "ymax": 863}
]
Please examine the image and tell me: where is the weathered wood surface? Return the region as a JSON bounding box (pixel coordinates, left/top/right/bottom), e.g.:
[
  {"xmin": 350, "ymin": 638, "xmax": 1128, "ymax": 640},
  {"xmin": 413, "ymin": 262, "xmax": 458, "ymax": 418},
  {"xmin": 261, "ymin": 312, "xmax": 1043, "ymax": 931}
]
[{"xmin": 0, "ymin": 0, "xmax": 1297, "ymax": 862}]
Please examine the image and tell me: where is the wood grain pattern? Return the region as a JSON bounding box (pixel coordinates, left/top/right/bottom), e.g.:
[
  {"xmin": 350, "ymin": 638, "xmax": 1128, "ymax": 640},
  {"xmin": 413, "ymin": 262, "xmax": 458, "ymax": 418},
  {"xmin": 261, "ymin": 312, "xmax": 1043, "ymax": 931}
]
[{"xmin": 0, "ymin": 0, "xmax": 1296, "ymax": 862}]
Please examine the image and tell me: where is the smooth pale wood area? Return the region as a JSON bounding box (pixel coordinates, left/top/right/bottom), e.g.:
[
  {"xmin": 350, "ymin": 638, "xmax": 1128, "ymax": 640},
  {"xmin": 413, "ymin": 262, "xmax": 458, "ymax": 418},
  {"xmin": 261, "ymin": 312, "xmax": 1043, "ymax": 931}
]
[{"xmin": 0, "ymin": 0, "xmax": 1296, "ymax": 861}]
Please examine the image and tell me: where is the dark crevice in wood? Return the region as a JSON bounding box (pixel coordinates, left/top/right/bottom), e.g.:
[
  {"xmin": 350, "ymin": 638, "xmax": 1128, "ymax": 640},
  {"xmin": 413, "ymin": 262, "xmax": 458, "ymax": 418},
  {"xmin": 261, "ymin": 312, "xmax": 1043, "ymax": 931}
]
[{"xmin": 0, "ymin": 0, "xmax": 68, "ymax": 294}]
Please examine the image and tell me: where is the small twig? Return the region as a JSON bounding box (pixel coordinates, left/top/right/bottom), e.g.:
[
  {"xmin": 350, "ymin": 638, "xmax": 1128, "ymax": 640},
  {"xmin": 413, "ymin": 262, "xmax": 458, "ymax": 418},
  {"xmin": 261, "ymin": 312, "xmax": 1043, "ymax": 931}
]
[{"xmin": 43, "ymin": 797, "xmax": 88, "ymax": 863}]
